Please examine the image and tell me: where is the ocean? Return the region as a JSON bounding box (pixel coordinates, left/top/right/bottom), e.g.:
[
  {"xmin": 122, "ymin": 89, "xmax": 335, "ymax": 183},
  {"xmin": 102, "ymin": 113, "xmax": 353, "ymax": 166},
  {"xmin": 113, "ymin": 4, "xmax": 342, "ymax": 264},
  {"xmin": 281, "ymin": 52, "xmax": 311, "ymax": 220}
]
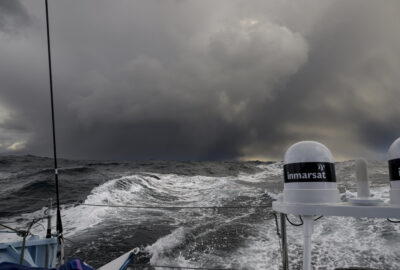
[{"xmin": 0, "ymin": 155, "xmax": 399, "ymax": 269}]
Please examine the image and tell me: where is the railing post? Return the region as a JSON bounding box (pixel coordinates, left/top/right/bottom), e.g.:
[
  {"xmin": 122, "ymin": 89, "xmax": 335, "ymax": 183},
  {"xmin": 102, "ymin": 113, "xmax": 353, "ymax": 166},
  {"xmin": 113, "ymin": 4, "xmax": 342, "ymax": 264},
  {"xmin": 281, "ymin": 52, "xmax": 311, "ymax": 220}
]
[
  {"xmin": 302, "ymin": 216, "xmax": 313, "ymax": 270},
  {"xmin": 280, "ymin": 213, "xmax": 289, "ymax": 270}
]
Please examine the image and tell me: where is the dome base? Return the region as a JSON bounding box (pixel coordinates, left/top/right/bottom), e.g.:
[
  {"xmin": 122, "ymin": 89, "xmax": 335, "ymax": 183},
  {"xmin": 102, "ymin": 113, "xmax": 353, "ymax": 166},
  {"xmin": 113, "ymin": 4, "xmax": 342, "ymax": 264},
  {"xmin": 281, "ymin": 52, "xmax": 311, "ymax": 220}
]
[
  {"xmin": 390, "ymin": 188, "xmax": 400, "ymax": 205},
  {"xmin": 284, "ymin": 188, "xmax": 339, "ymax": 204}
]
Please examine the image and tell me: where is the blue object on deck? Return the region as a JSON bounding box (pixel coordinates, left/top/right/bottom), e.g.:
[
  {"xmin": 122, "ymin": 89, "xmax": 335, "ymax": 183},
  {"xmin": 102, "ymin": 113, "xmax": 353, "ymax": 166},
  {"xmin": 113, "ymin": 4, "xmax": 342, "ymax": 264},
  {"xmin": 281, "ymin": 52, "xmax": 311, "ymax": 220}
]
[
  {"xmin": 58, "ymin": 259, "xmax": 94, "ymax": 270},
  {"xmin": 118, "ymin": 252, "xmax": 134, "ymax": 270},
  {"xmin": 0, "ymin": 236, "xmax": 57, "ymax": 268}
]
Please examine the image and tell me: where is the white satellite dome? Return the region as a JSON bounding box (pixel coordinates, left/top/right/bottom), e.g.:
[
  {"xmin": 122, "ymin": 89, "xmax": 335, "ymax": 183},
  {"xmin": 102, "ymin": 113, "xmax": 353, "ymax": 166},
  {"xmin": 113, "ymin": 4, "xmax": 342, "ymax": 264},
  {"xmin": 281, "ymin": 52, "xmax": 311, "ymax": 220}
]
[
  {"xmin": 388, "ymin": 137, "xmax": 400, "ymax": 205},
  {"xmin": 283, "ymin": 141, "xmax": 339, "ymax": 204},
  {"xmin": 284, "ymin": 141, "xmax": 334, "ymax": 164}
]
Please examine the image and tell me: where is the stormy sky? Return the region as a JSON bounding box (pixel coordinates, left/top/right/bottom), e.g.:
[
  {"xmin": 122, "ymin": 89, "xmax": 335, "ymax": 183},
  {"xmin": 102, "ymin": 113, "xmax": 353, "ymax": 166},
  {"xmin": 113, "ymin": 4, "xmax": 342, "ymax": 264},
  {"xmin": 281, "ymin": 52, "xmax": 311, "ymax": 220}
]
[{"xmin": 0, "ymin": 0, "xmax": 399, "ymax": 161}]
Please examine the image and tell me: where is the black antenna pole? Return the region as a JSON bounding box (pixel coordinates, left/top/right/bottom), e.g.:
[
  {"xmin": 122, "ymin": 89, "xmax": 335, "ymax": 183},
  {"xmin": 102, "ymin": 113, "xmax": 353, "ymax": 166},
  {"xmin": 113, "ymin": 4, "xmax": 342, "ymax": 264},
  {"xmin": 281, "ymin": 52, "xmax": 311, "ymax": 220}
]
[{"xmin": 45, "ymin": 0, "xmax": 63, "ymax": 236}]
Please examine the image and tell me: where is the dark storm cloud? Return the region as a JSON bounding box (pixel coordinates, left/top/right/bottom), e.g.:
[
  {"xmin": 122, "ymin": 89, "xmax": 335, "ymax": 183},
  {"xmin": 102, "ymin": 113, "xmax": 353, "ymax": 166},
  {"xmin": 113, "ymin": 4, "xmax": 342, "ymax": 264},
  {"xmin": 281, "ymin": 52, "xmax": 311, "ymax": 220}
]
[
  {"xmin": 234, "ymin": 0, "xmax": 400, "ymax": 160},
  {"xmin": 0, "ymin": 0, "xmax": 30, "ymax": 32},
  {"xmin": 0, "ymin": 0, "xmax": 399, "ymax": 160}
]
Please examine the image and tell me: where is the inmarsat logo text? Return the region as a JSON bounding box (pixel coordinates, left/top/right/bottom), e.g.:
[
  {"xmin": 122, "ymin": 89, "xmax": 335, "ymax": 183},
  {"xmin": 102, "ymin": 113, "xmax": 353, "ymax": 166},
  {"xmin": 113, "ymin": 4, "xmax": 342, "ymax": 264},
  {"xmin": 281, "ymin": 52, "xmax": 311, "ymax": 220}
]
[
  {"xmin": 286, "ymin": 163, "xmax": 327, "ymax": 180},
  {"xmin": 318, "ymin": 164, "xmax": 325, "ymax": 172}
]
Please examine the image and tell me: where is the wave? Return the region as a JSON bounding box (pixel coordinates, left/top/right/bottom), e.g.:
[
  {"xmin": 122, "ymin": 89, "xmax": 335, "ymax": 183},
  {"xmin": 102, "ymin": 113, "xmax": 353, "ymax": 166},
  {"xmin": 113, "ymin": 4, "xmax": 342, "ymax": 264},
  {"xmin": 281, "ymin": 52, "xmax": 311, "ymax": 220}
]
[
  {"xmin": 2, "ymin": 161, "xmax": 399, "ymax": 269},
  {"xmin": 144, "ymin": 184, "xmax": 400, "ymax": 269},
  {"xmin": 0, "ymin": 167, "xmax": 274, "ymax": 241}
]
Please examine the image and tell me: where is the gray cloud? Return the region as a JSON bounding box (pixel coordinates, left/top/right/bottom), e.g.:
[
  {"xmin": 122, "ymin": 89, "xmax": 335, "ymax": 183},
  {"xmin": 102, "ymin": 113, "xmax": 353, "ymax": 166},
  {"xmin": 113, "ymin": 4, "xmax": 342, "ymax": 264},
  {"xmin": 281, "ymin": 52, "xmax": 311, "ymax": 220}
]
[
  {"xmin": 0, "ymin": 0, "xmax": 399, "ymax": 161},
  {"xmin": 0, "ymin": 0, "xmax": 30, "ymax": 33}
]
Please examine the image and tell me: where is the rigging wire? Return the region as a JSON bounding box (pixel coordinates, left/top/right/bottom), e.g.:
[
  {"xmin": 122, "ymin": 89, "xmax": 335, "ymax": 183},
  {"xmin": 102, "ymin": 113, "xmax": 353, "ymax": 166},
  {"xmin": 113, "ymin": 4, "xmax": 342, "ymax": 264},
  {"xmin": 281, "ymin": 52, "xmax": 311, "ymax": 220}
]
[
  {"xmin": 1, "ymin": 217, "xmax": 46, "ymax": 265},
  {"xmin": 272, "ymin": 212, "xmax": 283, "ymax": 257},
  {"xmin": 0, "ymin": 218, "xmax": 46, "ymax": 237},
  {"xmin": 272, "ymin": 212, "xmax": 281, "ymax": 238},
  {"xmin": 314, "ymin": 215, "xmax": 324, "ymax": 222},
  {"xmin": 0, "ymin": 223, "xmax": 24, "ymax": 236},
  {"xmin": 45, "ymin": 0, "xmax": 63, "ymax": 237}
]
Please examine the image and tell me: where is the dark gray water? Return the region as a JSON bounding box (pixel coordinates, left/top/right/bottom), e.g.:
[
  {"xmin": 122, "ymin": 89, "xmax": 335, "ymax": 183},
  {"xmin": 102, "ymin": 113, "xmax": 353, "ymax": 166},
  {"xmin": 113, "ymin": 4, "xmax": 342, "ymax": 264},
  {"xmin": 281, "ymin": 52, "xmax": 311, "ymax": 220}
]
[{"xmin": 0, "ymin": 155, "xmax": 399, "ymax": 269}]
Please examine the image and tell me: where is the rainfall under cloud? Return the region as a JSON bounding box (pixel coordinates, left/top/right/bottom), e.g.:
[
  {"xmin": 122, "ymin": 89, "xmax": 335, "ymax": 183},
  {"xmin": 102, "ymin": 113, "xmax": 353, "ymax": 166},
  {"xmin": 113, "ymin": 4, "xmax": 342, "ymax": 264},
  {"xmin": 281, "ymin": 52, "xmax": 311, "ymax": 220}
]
[{"xmin": 0, "ymin": 0, "xmax": 399, "ymax": 161}]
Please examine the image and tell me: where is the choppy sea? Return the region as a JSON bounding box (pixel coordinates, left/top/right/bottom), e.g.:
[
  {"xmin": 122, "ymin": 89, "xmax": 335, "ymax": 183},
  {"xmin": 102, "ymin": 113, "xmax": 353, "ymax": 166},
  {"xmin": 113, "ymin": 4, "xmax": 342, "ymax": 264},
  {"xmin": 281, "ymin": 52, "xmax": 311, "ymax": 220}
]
[{"xmin": 0, "ymin": 155, "xmax": 399, "ymax": 269}]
